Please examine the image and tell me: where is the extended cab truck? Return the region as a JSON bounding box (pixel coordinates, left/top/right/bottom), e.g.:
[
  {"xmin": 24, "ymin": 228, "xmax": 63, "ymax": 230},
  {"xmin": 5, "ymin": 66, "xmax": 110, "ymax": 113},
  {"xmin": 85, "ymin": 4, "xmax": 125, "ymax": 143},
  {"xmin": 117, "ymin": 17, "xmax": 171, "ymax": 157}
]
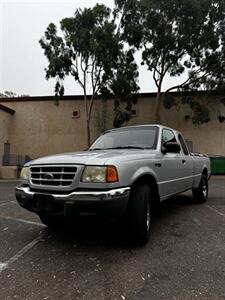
[{"xmin": 16, "ymin": 125, "xmax": 210, "ymax": 245}]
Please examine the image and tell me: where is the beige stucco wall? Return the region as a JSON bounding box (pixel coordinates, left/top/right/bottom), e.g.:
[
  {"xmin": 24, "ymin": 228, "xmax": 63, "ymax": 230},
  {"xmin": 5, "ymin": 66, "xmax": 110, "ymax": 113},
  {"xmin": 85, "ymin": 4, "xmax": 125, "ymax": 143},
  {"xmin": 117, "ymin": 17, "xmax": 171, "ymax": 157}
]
[
  {"xmin": 1, "ymin": 93, "xmax": 225, "ymax": 163},
  {"xmin": 159, "ymin": 97, "xmax": 225, "ymax": 156},
  {"xmin": 129, "ymin": 95, "xmax": 225, "ymax": 156},
  {"xmin": 0, "ymin": 110, "xmax": 13, "ymax": 163},
  {"xmin": 4, "ymin": 100, "xmax": 88, "ymax": 158}
]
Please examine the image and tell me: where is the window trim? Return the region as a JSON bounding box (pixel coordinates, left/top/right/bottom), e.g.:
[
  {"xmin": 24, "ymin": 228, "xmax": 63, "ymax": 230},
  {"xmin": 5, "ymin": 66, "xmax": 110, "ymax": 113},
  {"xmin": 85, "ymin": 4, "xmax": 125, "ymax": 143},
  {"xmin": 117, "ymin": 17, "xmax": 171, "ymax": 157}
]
[
  {"xmin": 90, "ymin": 126, "xmax": 159, "ymax": 150},
  {"xmin": 161, "ymin": 129, "xmax": 179, "ymax": 154},
  {"xmin": 178, "ymin": 133, "xmax": 190, "ymax": 156}
]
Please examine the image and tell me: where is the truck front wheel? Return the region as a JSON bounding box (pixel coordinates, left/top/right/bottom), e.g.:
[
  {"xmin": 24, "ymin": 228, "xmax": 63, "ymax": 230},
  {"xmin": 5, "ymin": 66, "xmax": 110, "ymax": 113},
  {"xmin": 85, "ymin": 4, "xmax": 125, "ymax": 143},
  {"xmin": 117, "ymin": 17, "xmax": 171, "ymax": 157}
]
[
  {"xmin": 39, "ymin": 214, "xmax": 61, "ymax": 227},
  {"xmin": 192, "ymin": 173, "xmax": 208, "ymax": 203},
  {"xmin": 127, "ymin": 183, "xmax": 152, "ymax": 245}
]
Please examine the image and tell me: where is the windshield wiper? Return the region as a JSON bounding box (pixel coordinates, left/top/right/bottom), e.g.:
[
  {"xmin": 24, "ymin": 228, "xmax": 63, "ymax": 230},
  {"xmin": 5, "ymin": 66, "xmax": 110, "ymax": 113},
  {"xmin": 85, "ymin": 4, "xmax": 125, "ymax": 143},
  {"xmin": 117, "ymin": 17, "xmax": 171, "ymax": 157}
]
[
  {"xmin": 89, "ymin": 148, "xmax": 105, "ymax": 151},
  {"xmin": 90, "ymin": 146, "xmax": 150, "ymax": 151},
  {"xmin": 109, "ymin": 146, "xmax": 146, "ymax": 150},
  {"xmin": 89, "ymin": 146, "xmax": 151, "ymax": 151}
]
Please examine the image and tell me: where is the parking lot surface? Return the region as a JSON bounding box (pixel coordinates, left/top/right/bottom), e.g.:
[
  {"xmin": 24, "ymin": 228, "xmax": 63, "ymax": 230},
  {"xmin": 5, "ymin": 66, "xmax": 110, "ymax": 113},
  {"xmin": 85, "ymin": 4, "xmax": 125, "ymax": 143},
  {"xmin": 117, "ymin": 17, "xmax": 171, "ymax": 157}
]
[{"xmin": 0, "ymin": 178, "xmax": 225, "ymax": 300}]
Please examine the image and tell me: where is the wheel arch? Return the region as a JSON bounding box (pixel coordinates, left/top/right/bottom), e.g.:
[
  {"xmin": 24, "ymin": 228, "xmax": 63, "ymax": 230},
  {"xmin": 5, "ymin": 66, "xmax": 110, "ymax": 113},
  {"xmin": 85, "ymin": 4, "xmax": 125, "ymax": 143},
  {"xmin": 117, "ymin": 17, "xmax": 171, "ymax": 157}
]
[
  {"xmin": 193, "ymin": 166, "xmax": 209, "ymax": 190},
  {"xmin": 202, "ymin": 167, "xmax": 208, "ymax": 177},
  {"xmin": 130, "ymin": 173, "xmax": 160, "ymax": 210}
]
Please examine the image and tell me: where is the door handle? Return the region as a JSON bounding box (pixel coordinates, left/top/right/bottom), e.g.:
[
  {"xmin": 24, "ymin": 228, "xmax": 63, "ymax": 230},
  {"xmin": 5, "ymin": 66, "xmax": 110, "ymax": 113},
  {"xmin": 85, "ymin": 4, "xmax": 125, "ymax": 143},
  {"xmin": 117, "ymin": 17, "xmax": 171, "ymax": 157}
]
[{"xmin": 182, "ymin": 159, "xmax": 186, "ymax": 165}]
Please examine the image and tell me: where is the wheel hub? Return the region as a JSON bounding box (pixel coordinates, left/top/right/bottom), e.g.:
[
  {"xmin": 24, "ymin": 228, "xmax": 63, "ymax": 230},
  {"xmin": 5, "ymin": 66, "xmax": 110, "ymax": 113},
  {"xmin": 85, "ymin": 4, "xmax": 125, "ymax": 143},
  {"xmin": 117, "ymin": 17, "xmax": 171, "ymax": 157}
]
[
  {"xmin": 202, "ymin": 184, "xmax": 208, "ymax": 198},
  {"xmin": 146, "ymin": 201, "xmax": 151, "ymax": 232}
]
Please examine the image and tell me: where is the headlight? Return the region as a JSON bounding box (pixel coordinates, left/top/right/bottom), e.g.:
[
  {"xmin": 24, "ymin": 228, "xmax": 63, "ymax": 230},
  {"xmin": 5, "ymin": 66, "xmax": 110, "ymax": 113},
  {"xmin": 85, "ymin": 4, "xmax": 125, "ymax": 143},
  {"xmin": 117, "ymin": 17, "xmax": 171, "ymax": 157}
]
[
  {"xmin": 20, "ymin": 167, "xmax": 29, "ymax": 180},
  {"xmin": 82, "ymin": 166, "xmax": 118, "ymax": 183}
]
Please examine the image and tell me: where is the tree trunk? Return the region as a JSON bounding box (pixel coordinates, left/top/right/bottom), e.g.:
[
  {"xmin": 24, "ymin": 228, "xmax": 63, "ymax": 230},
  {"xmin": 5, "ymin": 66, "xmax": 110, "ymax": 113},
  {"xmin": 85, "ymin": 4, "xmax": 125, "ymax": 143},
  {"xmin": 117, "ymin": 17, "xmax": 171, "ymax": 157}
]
[
  {"xmin": 86, "ymin": 96, "xmax": 95, "ymax": 148},
  {"xmin": 153, "ymin": 87, "xmax": 162, "ymax": 124},
  {"xmin": 86, "ymin": 118, "xmax": 91, "ymax": 148},
  {"xmin": 84, "ymin": 93, "xmax": 91, "ymax": 148}
]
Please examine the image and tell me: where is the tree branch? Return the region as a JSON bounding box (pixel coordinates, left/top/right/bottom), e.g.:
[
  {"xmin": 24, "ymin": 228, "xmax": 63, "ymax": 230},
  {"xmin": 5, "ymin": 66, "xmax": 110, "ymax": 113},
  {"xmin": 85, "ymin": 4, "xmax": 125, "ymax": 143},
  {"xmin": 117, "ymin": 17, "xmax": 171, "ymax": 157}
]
[
  {"xmin": 153, "ymin": 67, "xmax": 160, "ymax": 88},
  {"xmin": 71, "ymin": 62, "xmax": 84, "ymax": 89},
  {"xmin": 164, "ymin": 68, "xmax": 205, "ymax": 94}
]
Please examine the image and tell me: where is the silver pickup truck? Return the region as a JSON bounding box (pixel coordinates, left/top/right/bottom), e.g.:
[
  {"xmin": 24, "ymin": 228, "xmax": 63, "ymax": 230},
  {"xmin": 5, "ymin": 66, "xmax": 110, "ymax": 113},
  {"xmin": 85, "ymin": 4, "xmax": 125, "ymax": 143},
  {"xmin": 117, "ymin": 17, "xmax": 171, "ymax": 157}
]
[{"xmin": 16, "ymin": 125, "xmax": 210, "ymax": 244}]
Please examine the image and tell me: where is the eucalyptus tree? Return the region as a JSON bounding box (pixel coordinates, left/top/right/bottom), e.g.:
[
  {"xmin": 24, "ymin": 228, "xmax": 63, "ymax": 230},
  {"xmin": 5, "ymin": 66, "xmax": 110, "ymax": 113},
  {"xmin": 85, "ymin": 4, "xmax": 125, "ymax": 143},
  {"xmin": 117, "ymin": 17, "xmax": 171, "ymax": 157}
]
[
  {"xmin": 100, "ymin": 48, "xmax": 140, "ymax": 128},
  {"xmin": 115, "ymin": 0, "xmax": 225, "ymax": 123},
  {"xmin": 40, "ymin": 4, "xmax": 139, "ymax": 146},
  {"xmin": 0, "ymin": 91, "xmax": 17, "ymax": 98},
  {"xmin": 0, "ymin": 91, "xmax": 30, "ymax": 98}
]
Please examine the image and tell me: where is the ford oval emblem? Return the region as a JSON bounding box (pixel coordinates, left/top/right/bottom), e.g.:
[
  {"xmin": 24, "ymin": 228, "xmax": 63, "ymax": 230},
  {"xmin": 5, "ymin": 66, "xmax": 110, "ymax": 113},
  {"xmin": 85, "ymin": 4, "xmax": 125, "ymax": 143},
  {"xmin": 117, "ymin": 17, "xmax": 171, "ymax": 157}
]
[{"xmin": 43, "ymin": 173, "xmax": 54, "ymax": 180}]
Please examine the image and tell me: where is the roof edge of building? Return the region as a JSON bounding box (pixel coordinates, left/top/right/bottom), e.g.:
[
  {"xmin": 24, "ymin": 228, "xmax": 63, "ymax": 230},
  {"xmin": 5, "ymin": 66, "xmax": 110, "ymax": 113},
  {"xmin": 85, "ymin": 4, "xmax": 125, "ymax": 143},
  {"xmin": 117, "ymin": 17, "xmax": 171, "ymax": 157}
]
[{"xmin": 0, "ymin": 90, "xmax": 223, "ymax": 103}]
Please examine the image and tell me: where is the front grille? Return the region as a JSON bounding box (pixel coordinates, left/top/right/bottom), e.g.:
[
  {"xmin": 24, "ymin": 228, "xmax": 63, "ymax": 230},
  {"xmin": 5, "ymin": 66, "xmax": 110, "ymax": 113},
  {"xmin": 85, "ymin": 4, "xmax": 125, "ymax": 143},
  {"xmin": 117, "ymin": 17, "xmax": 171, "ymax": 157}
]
[{"xmin": 30, "ymin": 165, "xmax": 77, "ymax": 187}]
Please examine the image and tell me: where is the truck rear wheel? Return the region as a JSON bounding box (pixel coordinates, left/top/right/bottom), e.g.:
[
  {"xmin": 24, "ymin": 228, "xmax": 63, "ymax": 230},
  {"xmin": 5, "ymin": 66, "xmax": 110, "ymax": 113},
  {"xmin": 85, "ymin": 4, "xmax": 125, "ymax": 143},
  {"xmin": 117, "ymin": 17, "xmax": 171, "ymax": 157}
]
[
  {"xmin": 127, "ymin": 183, "xmax": 152, "ymax": 245},
  {"xmin": 192, "ymin": 173, "xmax": 208, "ymax": 203}
]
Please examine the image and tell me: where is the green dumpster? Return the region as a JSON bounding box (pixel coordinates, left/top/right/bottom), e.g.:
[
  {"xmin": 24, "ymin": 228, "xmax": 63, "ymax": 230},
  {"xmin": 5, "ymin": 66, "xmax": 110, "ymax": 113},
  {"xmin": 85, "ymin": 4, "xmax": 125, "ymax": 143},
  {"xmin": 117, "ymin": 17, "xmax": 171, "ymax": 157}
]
[{"xmin": 210, "ymin": 157, "xmax": 225, "ymax": 175}]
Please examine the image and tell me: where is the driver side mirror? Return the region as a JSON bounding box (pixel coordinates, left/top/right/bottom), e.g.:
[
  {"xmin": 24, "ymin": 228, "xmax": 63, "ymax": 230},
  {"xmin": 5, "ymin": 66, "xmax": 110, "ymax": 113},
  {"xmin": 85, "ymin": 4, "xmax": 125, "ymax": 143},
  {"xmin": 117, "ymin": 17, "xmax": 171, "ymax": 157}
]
[{"xmin": 162, "ymin": 142, "xmax": 181, "ymax": 154}]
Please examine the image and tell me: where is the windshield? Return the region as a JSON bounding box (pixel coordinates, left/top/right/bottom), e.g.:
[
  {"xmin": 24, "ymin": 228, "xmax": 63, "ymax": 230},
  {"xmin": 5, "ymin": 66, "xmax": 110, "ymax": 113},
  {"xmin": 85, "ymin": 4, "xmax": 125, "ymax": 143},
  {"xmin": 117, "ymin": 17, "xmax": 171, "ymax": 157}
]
[{"xmin": 90, "ymin": 126, "xmax": 159, "ymax": 150}]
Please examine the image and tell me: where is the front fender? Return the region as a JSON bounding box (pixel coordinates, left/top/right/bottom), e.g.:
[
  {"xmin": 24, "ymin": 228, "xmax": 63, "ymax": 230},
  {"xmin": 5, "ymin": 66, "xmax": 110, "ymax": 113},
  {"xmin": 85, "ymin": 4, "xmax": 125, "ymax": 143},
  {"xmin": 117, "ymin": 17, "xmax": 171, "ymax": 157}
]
[{"xmin": 130, "ymin": 166, "xmax": 158, "ymax": 185}]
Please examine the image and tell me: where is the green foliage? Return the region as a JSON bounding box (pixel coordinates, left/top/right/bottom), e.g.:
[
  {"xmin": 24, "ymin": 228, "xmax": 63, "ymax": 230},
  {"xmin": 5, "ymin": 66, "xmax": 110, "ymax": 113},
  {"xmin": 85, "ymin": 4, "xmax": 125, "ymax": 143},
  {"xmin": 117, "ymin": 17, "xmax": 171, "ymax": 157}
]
[
  {"xmin": 163, "ymin": 95, "xmax": 176, "ymax": 110},
  {"xmin": 163, "ymin": 94, "xmax": 210, "ymax": 124},
  {"xmin": 39, "ymin": 5, "xmax": 119, "ymax": 98},
  {"xmin": 40, "ymin": 4, "xmax": 139, "ymax": 143},
  {"xmin": 100, "ymin": 49, "xmax": 140, "ymax": 127},
  {"xmin": 181, "ymin": 96, "xmax": 192, "ymax": 105},
  {"xmin": 0, "ymin": 91, "xmax": 17, "ymax": 98},
  {"xmin": 115, "ymin": 0, "xmax": 225, "ymax": 123},
  {"xmin": 0, "ymin": 91, "xmax": 29, "ymax": 98},
  {"xmin": 190, "ymin": 101, "xmax": 210, "ymax": 125},
  {"xmin": 113, "ymin": 110, "xmax": 132, "ymax": 128},
  {"xmin": 116, "ymin": 0, "xmax": 225, "ymax": 88}
]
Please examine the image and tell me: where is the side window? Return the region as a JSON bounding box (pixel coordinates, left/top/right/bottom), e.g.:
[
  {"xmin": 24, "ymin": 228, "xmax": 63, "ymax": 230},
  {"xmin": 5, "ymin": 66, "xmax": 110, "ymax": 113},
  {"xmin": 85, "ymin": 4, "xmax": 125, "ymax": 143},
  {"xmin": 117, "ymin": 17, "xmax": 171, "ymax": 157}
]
[
  {"xmin": 178, "ymin": 134, "xmax": 189, "ymax": 155},
  {"xmin": 162, "ymin": 129, "xmax": 177, "ymax": 145}
]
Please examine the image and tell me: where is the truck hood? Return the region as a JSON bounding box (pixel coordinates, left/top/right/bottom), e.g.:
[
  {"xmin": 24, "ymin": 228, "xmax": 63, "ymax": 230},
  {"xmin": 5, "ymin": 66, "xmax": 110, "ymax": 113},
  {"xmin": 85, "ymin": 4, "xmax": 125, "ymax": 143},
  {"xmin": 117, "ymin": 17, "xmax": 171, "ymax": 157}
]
[{"xmin": 28, "ymin": 149, "xmax": 158, "ymax": 166}]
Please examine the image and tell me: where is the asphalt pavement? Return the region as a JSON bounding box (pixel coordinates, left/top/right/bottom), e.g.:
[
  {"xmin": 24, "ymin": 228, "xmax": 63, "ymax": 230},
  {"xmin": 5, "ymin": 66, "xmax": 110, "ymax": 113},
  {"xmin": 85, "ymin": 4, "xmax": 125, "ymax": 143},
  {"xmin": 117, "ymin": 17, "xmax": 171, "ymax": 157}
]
[{"xmin": 0, "ymin": 178, "xmax": 225, "ymax": 300}]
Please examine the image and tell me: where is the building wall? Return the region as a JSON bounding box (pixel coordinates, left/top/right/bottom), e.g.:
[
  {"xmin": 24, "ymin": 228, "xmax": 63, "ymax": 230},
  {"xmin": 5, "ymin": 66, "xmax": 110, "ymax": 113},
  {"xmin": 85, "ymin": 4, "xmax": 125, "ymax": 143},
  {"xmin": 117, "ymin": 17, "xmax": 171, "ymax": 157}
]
[
  {"xmin": 0, "ymin": 110, "xmax": 13, "ymax": 163},
  {"xmin": 1, "ymin": 93, "xmax": 225, "ymax": 162},
  {"xmin": 4, "ymin": 100, "xmax": 88, "ymax": 159},
  {"xmin": 158, "ymin": 96, "xmax": 225, "ymax": 156},
  {"xmin": 131, "ymin": 95, "xmax": 225, "ymax": 156}
]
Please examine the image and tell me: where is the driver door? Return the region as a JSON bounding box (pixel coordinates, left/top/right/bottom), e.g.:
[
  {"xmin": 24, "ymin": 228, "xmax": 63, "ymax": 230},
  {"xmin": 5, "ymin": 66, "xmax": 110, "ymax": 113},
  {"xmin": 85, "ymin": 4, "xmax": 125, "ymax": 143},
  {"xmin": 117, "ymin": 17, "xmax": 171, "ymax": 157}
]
[{"xmin": 158, "ymin": 129, "xmax": 185, "ymax": 198}]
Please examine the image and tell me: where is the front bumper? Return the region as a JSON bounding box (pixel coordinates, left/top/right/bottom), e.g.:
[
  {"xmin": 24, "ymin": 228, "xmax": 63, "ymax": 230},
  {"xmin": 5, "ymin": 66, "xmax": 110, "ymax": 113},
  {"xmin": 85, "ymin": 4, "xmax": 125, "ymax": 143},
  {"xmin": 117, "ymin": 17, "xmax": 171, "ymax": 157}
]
[{"xmin": 15, "ymin": 186, "xmax": 130, "ymax": 221}]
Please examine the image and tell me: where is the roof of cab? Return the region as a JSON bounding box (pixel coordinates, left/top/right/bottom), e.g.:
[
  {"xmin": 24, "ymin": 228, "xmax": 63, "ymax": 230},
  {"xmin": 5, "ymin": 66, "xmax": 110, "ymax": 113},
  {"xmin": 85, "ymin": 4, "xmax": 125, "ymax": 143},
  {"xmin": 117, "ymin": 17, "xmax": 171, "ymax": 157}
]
[{"xmin": 106, "ymin": 124, "xmax": 177, "ymax": 133}]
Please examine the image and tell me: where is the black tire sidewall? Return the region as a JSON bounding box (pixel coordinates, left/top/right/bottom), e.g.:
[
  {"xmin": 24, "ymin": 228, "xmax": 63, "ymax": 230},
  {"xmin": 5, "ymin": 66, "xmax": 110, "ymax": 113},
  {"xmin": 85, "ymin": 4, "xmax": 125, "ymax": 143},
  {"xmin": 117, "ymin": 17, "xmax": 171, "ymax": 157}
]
[
  {"xmin": 193, "ymin": 174, "xmax": 208, "ymax": 203},
  {"xmin": 39, "ymin": 214, "xmax": 60, "ymax": 227},
  {"xmin": 127, "ymin": 183, "xmax": 151, "ymax": 245}
]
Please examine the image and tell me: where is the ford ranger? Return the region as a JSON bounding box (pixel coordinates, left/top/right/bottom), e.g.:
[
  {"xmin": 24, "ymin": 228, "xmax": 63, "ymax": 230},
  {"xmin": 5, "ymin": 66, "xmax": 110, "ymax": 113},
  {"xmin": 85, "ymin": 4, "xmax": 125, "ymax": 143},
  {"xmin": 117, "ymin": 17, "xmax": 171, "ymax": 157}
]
[{"xmin": 15, "ymin": 125, "xmax": 210, "ymax": 244}]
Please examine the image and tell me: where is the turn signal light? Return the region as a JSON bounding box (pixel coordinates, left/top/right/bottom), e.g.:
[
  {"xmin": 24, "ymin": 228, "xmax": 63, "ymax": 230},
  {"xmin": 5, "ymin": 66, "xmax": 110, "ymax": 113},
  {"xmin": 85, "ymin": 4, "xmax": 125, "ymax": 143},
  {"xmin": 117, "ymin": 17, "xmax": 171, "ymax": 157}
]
[{"xmin": 106, "ymin": 166, "xmax": 119, "ymax": 183}]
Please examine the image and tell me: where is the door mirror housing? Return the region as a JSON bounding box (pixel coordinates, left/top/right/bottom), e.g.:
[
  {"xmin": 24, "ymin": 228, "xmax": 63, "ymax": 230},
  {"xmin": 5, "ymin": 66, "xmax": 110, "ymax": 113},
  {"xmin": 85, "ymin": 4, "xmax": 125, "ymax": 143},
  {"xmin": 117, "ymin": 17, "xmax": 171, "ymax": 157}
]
[{"xmin": 162, "ymin": 142, "xmax": 181, "ymax": 154}]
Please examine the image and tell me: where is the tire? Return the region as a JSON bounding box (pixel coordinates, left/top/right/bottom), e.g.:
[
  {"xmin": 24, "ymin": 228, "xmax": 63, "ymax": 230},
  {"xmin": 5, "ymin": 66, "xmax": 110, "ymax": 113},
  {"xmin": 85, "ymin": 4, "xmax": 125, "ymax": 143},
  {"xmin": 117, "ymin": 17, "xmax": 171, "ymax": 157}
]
[
  {"xmin": 192, "ymin": 173, "xmax": 208, "ymax": 203},
  {"xmin": 39, "ymin": 214, "xmax": 61, "ymax": 227},
  {"xmin": 127, "ymin": 183, "xmax": 152, "ymax": 245}
]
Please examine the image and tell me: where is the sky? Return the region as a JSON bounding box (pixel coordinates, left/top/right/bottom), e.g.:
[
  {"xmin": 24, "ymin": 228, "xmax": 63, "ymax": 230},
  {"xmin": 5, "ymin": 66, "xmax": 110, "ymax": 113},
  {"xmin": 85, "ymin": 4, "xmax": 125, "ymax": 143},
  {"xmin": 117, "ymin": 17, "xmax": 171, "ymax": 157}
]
[{"xmin": 0, "ymin": 0, "xmax": 186, "ymax": 97}]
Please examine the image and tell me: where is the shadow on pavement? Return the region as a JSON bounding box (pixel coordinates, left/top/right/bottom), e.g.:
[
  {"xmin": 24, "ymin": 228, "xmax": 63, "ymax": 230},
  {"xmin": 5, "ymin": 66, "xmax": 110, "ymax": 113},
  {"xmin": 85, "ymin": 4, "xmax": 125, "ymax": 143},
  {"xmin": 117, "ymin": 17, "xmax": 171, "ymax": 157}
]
[{"xmin": 41, "ymin": 193, "xmax": 198, "ymax": 249}]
